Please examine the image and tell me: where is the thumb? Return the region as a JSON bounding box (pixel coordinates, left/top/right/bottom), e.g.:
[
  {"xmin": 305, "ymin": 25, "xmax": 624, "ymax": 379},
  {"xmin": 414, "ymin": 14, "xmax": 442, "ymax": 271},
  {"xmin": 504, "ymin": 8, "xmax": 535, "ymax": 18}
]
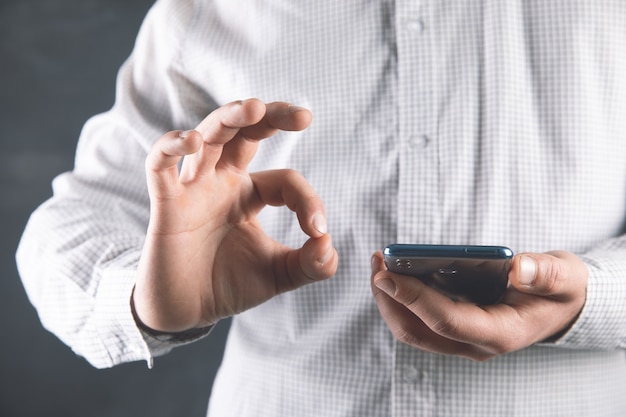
[
  {"xmin": 509, "ymin": 251, "xmax": 588, "ymax": 299},
  {"xmin": 277, "ymin": 234, "xmax": 338, "ymax": 293}
]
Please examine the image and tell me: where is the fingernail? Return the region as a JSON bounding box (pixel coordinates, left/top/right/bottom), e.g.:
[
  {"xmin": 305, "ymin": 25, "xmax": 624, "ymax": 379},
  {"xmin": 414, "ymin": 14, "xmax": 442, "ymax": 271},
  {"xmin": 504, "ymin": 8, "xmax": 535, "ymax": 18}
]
[
  {"xmin": 180, "ymin": 130, "xmax": 193, "ymax": 139},
  {"xmin": 288, "ymin": 105, "xmax": 308, "ymax": 113},
  {"xmin": 376, "ymin": 279, "xmax": 397, "ymax": 297},
  {"xmin": 318, "ymin": 247, "xmax": 334, "ymax": 265},
  {"xmin": 519, "ymin": 256, "xmax": 537, "ymax": 286},
  {"xmin": 371, "ymin": 254, "xmax": 381, "ymax": 271},
  {"xmin": 312, "ymin": 213, "xmax": 327, "ymax": 235}
]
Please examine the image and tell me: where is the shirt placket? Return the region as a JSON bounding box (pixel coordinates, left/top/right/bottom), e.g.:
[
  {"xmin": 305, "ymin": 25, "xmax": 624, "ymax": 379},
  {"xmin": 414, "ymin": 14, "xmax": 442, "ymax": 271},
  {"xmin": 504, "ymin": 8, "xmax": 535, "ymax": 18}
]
[
  {"xmin": 396, "ymin": 0, "xmax": 440, "ymax": 246},
  {"xmin": 393, "ymin": 0, "xmax": 439, "ymax": 416}
]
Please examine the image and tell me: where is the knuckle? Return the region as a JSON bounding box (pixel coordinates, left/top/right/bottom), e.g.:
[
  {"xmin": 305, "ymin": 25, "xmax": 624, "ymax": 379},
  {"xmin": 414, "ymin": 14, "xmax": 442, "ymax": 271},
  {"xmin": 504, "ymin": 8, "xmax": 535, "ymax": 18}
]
[
  {"xmin": 145, "ymin": 152, "xmax": 165, "ymax": 174},
  {"xmin": 400, "ymin": 284, "xmax": 427, "ymax": 310},
  {"xmin": 393, "ymin": 324, "xmax": 423, "ymax": 348},
  {"xmin": 281, "ymin": 168, "xmax": 303, "ymax": 182},
  {"xmin": 145, "ymin": 153, "xmax": 156, "ymax": 171},
  {"xmin": 540, "ymin": 258, "xmax": 565, "ymax": 293},
  {"xmin": 490, "ymin": 340, "xmax": 515, "ymax": 356},
  {"xmin": 487, "ymin": 323, "xmax": 526, "ymax": 356},
  {"xmin": 430, "ymin": 313, "xmax": 460, "ymax": 336}
]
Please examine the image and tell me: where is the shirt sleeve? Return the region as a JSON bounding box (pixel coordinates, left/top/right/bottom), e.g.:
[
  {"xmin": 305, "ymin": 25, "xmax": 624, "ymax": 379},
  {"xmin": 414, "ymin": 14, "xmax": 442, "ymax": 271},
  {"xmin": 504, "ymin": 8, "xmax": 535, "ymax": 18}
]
[
  {"xmin": 15, "ymin": 0, "xmax": 216, "ymax": 369},
  {"xmin": 544, "ymin": 236, "xmax": 626, "ymax": 351}
]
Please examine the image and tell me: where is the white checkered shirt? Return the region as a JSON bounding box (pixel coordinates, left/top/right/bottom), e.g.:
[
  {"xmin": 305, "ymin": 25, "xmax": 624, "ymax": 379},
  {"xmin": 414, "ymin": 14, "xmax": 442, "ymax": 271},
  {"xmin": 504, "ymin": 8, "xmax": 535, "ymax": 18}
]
[{"xmin": 17, "ymin": 1, "xmax": 626, "ymax": 416}]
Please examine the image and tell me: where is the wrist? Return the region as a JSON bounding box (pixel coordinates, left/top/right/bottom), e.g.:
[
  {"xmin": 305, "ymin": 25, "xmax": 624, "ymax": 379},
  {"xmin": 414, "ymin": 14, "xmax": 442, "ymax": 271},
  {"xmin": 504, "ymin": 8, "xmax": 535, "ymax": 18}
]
[{"xmin": 130, "ymin": 287, "xmax": 214, "ymax": 342}]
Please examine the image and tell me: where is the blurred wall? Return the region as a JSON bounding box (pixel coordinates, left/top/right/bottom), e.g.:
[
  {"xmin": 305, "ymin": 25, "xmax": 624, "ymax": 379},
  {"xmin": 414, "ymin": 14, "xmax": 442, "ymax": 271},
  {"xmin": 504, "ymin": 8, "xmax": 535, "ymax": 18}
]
[{"xmin": 0, "ymin": 1, "xmax": 229, "ymax": 416}]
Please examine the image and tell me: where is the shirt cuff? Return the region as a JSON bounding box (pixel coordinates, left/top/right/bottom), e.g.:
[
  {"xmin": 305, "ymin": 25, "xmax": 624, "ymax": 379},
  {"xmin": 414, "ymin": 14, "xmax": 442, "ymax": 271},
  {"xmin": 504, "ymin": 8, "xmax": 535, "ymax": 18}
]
[
  {"xmin": 94, "ymin": 268, "xmax": 213, "ymax": 368},
  {"xmin": 544, "ymin": 256, "xmax": 626, "ymax": 350}
]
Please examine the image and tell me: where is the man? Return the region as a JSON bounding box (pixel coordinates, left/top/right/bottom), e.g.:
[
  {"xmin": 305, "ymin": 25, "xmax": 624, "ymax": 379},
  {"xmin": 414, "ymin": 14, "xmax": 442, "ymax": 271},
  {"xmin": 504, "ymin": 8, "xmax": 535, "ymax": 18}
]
[{"xmin": 17, "ymin": 1, "xmax": 626, "ymax": 416}]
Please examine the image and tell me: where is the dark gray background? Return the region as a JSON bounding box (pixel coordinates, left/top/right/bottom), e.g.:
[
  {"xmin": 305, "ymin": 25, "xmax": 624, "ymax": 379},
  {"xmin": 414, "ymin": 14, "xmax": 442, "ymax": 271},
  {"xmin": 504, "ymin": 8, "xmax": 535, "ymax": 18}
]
[{"xmin": 0, "ymin": 1, "xmax": 229, "ymax": 416}]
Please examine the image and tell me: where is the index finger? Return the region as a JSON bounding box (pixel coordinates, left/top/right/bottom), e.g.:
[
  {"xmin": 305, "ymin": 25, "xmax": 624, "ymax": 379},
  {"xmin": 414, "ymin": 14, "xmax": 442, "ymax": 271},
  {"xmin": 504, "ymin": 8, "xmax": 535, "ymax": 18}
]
[
  {"xmin": 373, "ymin": 269, "xmax": 512, "ymax": 347},
  {"xmin": 182, "ymin": 99, "xmax": 267, "ymax": 177},
  {"xmin": 218, "ymin": 102, "xmax": 312, "ymax": 170},
  {"xmin": 184, "ymin": 100, "xmax": 313, "ymax": 177},
  {"xmin": 251, "ymin": 169, "xmax": 327, "ymax": 238},
  {"xmin": 195, "ymin": 99, "xmax": 267, "ymax": 145}
]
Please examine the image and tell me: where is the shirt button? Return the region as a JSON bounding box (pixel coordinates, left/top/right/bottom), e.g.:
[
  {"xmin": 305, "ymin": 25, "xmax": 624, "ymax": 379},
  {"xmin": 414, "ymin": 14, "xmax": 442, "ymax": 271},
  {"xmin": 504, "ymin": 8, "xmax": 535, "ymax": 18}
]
[
  {"xmin": 408, "ymin": 134, "xmax": 430, "ymax": 149},
  {"xmin": 405, "ymin": 18, "xmax": 425, "ymax": 33},
  {"xmin": 401, "ymin": 366, "xmax": 422, "ymax": 383}
]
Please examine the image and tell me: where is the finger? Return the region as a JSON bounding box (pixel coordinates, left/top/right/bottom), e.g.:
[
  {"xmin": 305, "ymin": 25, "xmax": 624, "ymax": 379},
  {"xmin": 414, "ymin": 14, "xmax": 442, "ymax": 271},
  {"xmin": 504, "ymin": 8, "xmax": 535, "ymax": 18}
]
[
  {"xmin": 145, "ymin": 129, "xmax": 203, "ymax": 198},
  {"xmin": 370, "ymin": 253, "xmax": 493, "ymax": 360},
  {"xmin": 277, "ymin": 234, "xmax": 338, "ymax": 291},
  {"xmin": 509, "ymin": 252, "xmax": 589, "ymax": 300},
  {"xmin": 239, "ymin": 102, "xmax": 313, "ymax": 139},
  {"xmin": 195, "ymin": 98, "xmax": 267, "ymax": 144},
  {"xmin": 182, "ymin": 99, "xmax": 267, "ymax": 178},
  {"xmin": 371, "ymin": 253, "xmax": 507, "ymax": 346},
  {"xmin": 219, "ymin": 102, "xmax": 312, "ymax": 169},
  {"xmin": 251, "ymin": 169, "xmax": 328, "ymax": 238}
]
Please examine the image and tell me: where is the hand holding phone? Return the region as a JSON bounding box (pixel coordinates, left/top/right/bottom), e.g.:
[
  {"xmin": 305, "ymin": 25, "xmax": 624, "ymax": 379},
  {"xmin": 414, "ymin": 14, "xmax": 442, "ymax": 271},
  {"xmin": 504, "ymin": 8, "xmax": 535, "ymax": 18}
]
[{"xmin": 383, "ymin": 244, "xmax": 514, "ymax": 304}]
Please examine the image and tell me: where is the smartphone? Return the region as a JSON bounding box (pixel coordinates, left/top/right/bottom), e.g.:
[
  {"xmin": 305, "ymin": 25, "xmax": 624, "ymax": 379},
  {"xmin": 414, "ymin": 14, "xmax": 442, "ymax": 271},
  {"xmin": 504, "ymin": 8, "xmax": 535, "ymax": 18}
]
[{"xmin": 383, "ymin": 244, "xmax": 514, "ymax": 305}]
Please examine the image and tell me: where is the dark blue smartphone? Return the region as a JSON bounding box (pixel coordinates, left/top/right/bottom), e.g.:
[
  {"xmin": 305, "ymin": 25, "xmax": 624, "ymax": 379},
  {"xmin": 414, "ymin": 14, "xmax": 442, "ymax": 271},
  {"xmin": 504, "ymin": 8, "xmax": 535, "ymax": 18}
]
[{"xmin": 383, "ymin": 244, "xmax": 514, "ymax": 305}]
